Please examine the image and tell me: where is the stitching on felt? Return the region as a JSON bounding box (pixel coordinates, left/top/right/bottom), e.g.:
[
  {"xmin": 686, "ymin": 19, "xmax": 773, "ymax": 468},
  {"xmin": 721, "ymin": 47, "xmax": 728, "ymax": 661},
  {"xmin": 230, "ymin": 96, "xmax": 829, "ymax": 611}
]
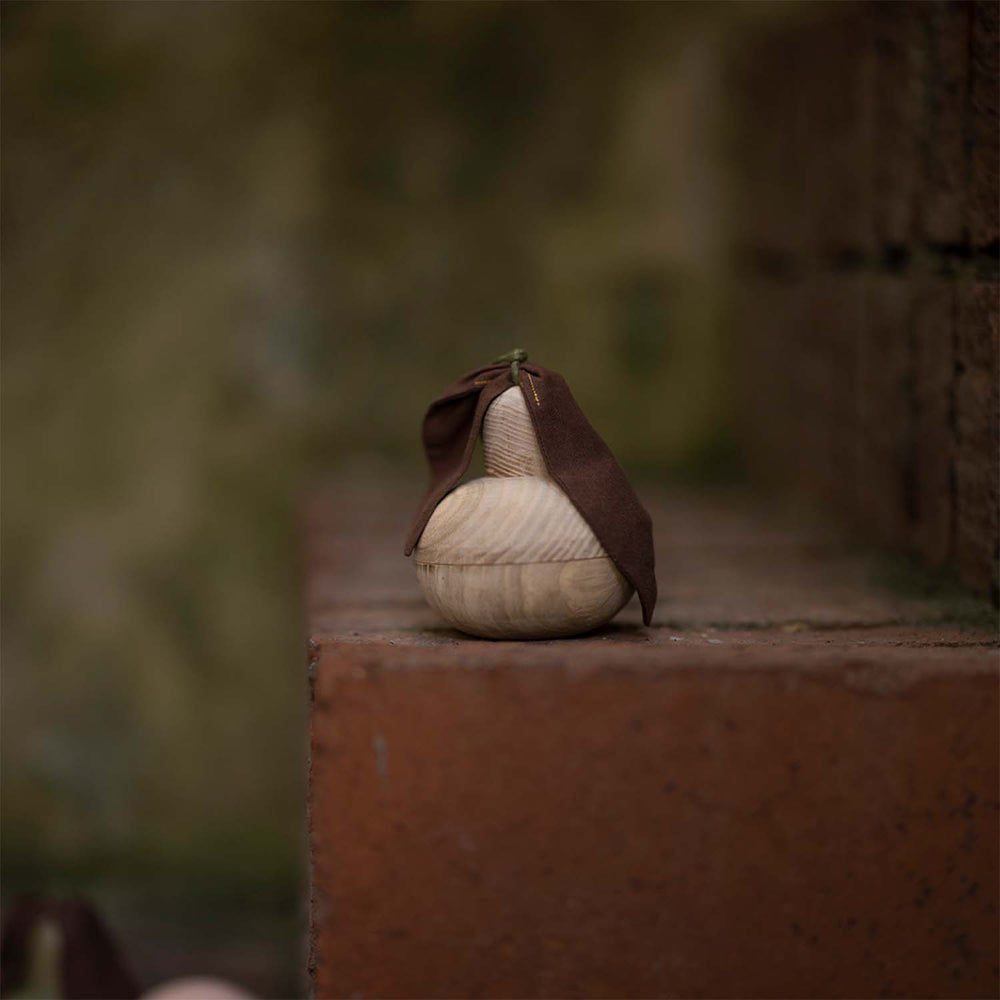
[{"xmin": 526, "ymin": 372, "xmax": 540, "ymax": 406}]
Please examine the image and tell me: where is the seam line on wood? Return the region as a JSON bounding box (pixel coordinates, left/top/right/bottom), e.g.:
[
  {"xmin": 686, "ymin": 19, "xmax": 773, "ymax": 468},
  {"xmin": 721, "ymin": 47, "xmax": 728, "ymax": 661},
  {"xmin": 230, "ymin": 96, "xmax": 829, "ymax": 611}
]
[{"xmin": 414, "ymin": 555, "xmax": 612, "ymax": 567}]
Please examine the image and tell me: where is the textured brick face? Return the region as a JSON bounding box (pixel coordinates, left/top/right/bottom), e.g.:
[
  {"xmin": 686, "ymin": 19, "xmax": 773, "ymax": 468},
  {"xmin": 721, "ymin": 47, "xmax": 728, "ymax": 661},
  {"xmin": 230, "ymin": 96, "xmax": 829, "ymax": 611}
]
[{"xmin": 310, "ymin": 644, "xmax": 999, "ymax": 1000}]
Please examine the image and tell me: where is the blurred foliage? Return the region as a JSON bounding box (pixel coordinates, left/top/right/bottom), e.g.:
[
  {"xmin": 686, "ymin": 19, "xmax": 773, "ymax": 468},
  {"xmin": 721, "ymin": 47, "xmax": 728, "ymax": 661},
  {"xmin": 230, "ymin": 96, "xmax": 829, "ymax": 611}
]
[{"xmin": 2, "ymin": 1, "xmax": 759, "ymax": 993}]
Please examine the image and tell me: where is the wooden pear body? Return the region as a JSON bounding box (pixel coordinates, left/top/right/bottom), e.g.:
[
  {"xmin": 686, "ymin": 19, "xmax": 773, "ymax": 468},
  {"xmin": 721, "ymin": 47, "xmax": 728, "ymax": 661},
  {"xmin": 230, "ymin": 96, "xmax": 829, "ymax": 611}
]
[{"xmin": 415, "ymin": 387, "xmax": 633, "ymax": 639}]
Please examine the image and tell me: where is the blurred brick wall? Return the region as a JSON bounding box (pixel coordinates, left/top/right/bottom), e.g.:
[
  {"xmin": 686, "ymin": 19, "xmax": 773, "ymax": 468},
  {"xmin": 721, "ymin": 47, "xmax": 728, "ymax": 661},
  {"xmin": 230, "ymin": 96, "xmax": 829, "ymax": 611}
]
[{"xmin": 728, "ymin": 0, "xmax": 999, "ymax": 602}]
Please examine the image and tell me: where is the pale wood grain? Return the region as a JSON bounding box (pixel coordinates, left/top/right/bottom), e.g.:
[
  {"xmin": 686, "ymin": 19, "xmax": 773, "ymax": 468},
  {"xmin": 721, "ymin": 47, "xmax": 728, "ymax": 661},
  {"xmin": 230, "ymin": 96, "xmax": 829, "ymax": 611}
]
[
  {"xmin": 482, "ymin": 385, "xmax": 547, "ymax": 477},
  {"xmin": 415, "ymin": 386, "xmax": 634, "ymax": 639},
  {"xmin": 414, "ymin": 477, "xmax": 605, "ymax": 566}
]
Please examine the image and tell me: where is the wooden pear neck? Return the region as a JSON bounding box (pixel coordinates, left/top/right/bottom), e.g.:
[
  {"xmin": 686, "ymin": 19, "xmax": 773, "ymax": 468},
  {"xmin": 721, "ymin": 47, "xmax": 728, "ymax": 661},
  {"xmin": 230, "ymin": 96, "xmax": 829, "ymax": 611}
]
[{"xmin": 483, "ymin": 386, "xmax": 547, "ymax": 478}]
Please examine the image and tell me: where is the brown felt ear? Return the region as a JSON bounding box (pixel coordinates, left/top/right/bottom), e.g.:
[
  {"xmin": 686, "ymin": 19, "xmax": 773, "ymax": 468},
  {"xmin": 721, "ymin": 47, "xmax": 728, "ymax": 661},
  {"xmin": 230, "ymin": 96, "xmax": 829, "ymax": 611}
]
[
  {"xmin": 519, "ymin": 367, "xmax": 657, "ymax": 626},
  {"xmin": 403, "ymin": 367, "xmax": 510, "ymax": 555}
]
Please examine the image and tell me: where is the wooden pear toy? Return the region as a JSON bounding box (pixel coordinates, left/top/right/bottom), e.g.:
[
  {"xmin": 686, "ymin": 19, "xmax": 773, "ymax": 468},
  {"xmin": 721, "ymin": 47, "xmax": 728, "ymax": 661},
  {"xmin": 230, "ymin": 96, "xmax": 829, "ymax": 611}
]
[
  {"xmin": 405, "ymin": 353, "xmax": 657, "ymax": 640},
  {"xmin": 415, "ymin": 386, "xmax": 634, "ymax": 639}
]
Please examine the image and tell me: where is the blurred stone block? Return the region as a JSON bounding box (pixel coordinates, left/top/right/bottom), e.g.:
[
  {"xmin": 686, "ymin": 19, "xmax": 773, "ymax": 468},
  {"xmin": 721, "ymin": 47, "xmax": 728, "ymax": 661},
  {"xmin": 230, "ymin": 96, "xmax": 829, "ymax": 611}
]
[
  {"xmin": 799, "ymin": 274, "xmax": 867, "ymax": 513},
  {"xmin": 803, "ymin": 6, "xmax": 876, "ymax": 254},
  {"xmin": 970, "ymin": 0, "xmax": 1000, "ymax": 247},
  {"xmin": 729, "ymin": 1, "xmax": 999, "ymax": 601},
  {"xmin": 955, "ymin": 281, "xmax": 999, "ymax": 598},
  {"xmin": 921, "ymin": 1, "xmax": 971, "ymax": 245},
  {"xmin": 728, "ymin": 25, "xmax": 813, "ymax": 256},
  {"xmin": 727, "ymin": 279, "xmax": 773, "ymax": 473},
  {"xmin": 858, "ymin": 275, "xmax": 913, "ymax": 546},
  {"xmin": 911, "ymin": 278, "xmax": 956, "ymax": 568},
  {"xmin": 730, "ymin": 279, "xmax": 809, "ymax": 485},
  {"xmin": 872, "ymin": 1, "xmax": 925, "ymax": 247}
]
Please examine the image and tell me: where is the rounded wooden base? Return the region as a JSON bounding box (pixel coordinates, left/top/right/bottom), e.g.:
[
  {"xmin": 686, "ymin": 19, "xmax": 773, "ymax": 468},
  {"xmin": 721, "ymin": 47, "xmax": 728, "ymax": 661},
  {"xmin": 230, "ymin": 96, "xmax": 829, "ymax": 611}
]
[
  {"xmin": 416, "ymin": 556, "xmax": 632, "ymax": 639},
  {"xmin": 414, "ymin": 475, "xmax": 633, "ymax": 639}
]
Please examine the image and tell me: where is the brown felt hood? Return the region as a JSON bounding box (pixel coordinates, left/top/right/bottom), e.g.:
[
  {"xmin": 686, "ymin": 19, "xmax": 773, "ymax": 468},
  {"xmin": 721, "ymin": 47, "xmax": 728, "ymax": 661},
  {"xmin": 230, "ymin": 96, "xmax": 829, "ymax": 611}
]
[{"xmin": 404, "ymin": 362, "xmax": 657, "ymax": 626}]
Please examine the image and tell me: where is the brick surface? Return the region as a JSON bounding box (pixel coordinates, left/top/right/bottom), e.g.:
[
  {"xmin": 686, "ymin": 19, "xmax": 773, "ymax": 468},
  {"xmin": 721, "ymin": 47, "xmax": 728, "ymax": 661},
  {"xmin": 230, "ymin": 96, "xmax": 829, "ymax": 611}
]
[
  {"xmin": 311, "ymin": 651, "xmax": 997, "ymax": 1000},
  {"xmin": 306, "ymin": 483, "xmax": 998, "ymax": 1000}
]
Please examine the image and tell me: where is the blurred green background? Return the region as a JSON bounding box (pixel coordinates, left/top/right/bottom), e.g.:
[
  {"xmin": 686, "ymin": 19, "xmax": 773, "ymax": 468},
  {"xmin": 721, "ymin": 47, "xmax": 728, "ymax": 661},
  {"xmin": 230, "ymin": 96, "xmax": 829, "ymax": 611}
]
[{"xmin": 2, "ymin": 2, "xmax": 779, "ymax": 994}]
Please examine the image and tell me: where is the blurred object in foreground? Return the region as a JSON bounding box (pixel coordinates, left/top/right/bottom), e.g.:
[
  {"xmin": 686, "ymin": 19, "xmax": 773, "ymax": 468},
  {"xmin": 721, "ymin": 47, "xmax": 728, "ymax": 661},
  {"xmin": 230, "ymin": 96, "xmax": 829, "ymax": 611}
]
[
  {"xmin": 0, "ymin": 897, "xmax": 255, "ymax": 1000},
  {"xmin": 142, "ymin": 977, "xmax": 253, "ymax": 1000},
  {"xmin": 1, "ymin": 896, "xmax": 138, "ymax": 999}
]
